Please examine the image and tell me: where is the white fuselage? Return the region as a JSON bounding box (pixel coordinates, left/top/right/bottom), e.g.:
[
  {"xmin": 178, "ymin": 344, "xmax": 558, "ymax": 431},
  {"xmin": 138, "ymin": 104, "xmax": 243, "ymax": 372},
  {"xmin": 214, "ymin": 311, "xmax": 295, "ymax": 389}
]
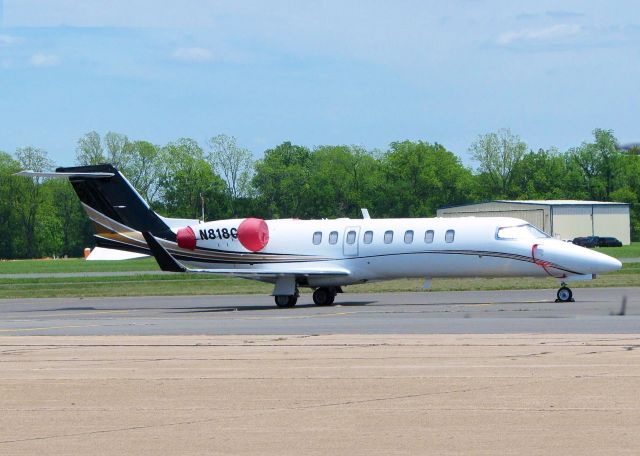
[{"xmin": 175, "ymin": 216, "xmax": 622, "ymax": 287}]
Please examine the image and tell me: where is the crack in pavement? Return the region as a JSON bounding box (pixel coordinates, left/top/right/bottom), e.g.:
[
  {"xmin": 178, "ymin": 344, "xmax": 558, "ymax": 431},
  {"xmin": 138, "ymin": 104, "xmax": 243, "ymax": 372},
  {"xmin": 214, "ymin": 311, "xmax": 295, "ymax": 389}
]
[{"xmin": 0, "ymin": 380, "xmax": 541, "ymax": 445}]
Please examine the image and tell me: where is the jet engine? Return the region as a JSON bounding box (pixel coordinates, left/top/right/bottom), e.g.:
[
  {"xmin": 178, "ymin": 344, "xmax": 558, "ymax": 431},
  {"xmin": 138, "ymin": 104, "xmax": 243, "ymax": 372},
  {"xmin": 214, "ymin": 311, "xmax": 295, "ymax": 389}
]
[{"xmin": 236, "ymin": 217, "xmax": 269, "ymax": 252}]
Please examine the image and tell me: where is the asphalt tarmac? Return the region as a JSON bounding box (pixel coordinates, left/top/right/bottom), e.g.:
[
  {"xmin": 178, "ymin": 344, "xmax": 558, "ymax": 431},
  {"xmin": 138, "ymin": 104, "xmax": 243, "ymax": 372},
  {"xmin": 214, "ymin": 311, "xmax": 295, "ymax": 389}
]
[
  {"xmin": 2, "ymin": 334, "xmax": 639, "ymax": 455},
  {"xmin": 1, "ymin": 287, "xmax": 638, "ymax": 335}
]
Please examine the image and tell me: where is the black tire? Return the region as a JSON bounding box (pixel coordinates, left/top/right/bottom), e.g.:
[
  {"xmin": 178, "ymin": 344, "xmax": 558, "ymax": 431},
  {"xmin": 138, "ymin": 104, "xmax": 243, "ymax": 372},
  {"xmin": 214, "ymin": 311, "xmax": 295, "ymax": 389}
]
[
  {"xmin": 275, "ymin": 295, "xmax": 297, "ymax": 308},
  {"xmin": 557, "ymin": 286, "xmax": 573, "ymax": 302},
  {"xmin": 313, "ymin": 288, "xmax": 335, "ymax": 306}
]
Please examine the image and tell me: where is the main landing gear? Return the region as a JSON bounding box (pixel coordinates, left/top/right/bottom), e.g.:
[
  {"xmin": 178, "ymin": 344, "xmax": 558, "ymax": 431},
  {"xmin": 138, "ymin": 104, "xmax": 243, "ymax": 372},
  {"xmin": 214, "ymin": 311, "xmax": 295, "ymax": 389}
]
[
  {"xmin": 274, "ymin": 287, "xmax": 340, "ymax": 308},
  {"xmin": 274, "ymin": 289, "xmax": 299, "ymax": 308},
  {"xmin": 312, "ymin": 287, "xmax": 337, "ymax": 306},
  {"xmin": 556, "ymin": 283, "xmax": 574, "ymax": 303}
]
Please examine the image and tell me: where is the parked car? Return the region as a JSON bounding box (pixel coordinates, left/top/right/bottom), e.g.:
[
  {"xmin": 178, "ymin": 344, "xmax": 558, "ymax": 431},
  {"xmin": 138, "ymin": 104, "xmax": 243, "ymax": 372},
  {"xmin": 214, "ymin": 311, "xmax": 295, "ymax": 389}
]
[
  {"xmin": 572, "ymin": 236, "xmax": 623, "ymax": 248},
  {"xmin": 572, "ymin": 236, "xmax": 600, "ymax": 248},
  {"xmin": 597, "ymin": 237, "xmax": 623, "ymax": 247}
]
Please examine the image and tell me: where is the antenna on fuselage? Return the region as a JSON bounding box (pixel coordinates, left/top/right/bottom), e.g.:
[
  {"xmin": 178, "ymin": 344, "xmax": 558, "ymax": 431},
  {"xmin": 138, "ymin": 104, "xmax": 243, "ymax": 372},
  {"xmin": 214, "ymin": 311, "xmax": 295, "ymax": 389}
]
[
  {"xmin": 200, "ymin": 193, "xmax": 205, "ymax": 223},
  {"xmin": 361, "ymin": 208, "xmax": 371, "ymax": 219}
]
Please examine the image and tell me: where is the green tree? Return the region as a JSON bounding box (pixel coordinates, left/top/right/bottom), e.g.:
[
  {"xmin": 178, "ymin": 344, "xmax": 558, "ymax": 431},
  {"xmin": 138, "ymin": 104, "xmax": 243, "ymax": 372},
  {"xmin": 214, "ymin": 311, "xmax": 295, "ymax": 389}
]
[
  {"xmin": 76, "ymin": 132, "xmax": 162, "ymax": 205},
  {"xmin": 469, "ymin": 128, "xmax": 527, "ymax": 198},
  {"xmin": 568, "ymin": 129, "xmax": 622, "ymax": 199},
  {"xmin": 207, "ymin": 134, "xmax": 254, "ymax": 216},
  {"xmin": 76, "ymin": 131, "xmax": 134, "ymax": 170},
  {"xmin": 13, "ymin": 147, "xmax": 54, "ymax": 258},
  {"xmin": 305, "ymin": 145, "xmax": 380, "ymax": 218},
  {"xmin": 612, "ymin": 151, "xmax": 640, "ymax": 240},
  {"xmin": 158, "ymin": 138, "xmax": 228, "ymax": 220},
  {"xmin": 0, "ymin": 152, "xmax": 22, "ymax": 258},
  {"xmin": 378, "ymin": 140, "xmax": 472, "ymax": 217},
  {"xmin": 252, "ymin": 142, "xmax": 312, "ymax": 218},
  {"xmin": 33, "ymin": 187, "xmax": 64, "ymax": 257},
  {"xmin": 43, "ymin": 179, "xmax": 92, "ymax": 256},
  {"xmin": 510, "ymin": 148, "xmax": 571, "ymax": 199},
  {"xmin": 126, "ymin": 140, "xmax": 162, "ymax": 204},
  {"xmin": 76, "ymin": 131, "xmax": 105, "ymax": 165},
  {"xmin": 103, "ymin": 131, "xmax": 134, "ymax": 170}
]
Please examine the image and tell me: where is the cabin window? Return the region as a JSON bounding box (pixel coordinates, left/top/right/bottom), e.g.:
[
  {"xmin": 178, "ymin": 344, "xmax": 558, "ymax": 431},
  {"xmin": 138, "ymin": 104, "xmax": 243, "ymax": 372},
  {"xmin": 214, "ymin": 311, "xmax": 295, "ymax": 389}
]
[
  {"xmin": 384, "ymin": 230, "xmax": 394, "ymax": 244},
  {"xmin": 329, "ymin": 231, "xmax": 339, "ymax": 244},
  {"xmin": 445, "ymin": 229, "xmax": 455, "ymax": 243},
  {"xmin": 404, "ymin": 230, "xmax": 414, "ymax": 244},
  {"xmin": 346, "ymin": 230, "xmax": 356, "ymax": 244},
  {"xmin": 363, "ymin": 230, "xmax": 373, "ymax": 244},
  {"xmin": 424, "ymin": 230, "xmax": 434, "ymax": 244},
  {"xmin": 312, "ymin": 231, "xmax": 322, "ymax": 245}
]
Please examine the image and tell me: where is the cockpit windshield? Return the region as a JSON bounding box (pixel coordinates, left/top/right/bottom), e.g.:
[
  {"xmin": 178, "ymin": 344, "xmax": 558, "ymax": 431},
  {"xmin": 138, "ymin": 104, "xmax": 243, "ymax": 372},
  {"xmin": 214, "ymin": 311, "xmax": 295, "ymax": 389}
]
[{"xmin": 496, "ymin": 224, "xmax": 550, "ymax": 240}]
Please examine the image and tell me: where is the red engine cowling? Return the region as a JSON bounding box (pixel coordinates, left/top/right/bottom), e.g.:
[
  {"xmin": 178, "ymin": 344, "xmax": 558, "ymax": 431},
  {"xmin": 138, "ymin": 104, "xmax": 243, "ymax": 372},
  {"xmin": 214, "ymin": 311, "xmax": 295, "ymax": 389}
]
[
  {"xmin": 176, "ymin": 226, "xmax": 196, "ymax": 250},
  {"xmin": 237, "ymin": 218, "xmax": 269, "ymax": 252}
]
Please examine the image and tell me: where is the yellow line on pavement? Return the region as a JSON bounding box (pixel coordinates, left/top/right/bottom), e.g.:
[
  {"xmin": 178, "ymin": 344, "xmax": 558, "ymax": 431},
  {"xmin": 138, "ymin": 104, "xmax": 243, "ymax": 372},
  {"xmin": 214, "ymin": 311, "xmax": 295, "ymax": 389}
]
[
  {"xmin": 0, "ymin": 324, "xmax": 107, "ymax": 333},
  {"xmin": 25, "ymin": 310, "xmax": 134, "ymax": 318},
  {"xmin": 242, "ymin": 311, "xmax": 355, "ymax": 320}
]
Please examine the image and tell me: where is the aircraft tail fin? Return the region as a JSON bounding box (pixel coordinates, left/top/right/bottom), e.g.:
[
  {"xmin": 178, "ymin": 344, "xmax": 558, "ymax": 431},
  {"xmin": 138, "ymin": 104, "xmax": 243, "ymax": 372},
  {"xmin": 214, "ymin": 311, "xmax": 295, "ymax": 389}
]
[
  {"xmin": 54, "ymin": 164, "xmax": 176, "ymax": 241},
  {"xmin": 18, "ymin": 164, "xmax": 204, "ymax": 257}
]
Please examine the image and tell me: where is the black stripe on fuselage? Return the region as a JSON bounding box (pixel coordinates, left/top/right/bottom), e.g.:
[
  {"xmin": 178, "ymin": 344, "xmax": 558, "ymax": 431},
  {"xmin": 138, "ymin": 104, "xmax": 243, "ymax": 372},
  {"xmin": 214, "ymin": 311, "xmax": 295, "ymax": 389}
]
[
  {"xmin": 173, "ymin": 248, "xmax": 582, "ymax": 276},
  {"xmin": 354, "ymin": 249, "xmax": 581, "ymax": 276},
  {"xmin": 95, "ymin": 226, "xmax": 581, "ymax": 276}
]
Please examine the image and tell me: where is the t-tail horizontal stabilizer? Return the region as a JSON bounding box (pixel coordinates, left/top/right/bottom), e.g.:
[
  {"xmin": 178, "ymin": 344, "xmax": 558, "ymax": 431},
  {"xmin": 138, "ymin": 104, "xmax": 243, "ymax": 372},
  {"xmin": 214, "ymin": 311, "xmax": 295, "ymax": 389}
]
[
  {"xmin": 15, "ymin": 170, "xmax": 115, "ymax": 178},
  {"xmin": 142, "ymin": 231, "xmax": 186, "ymax": 273}
]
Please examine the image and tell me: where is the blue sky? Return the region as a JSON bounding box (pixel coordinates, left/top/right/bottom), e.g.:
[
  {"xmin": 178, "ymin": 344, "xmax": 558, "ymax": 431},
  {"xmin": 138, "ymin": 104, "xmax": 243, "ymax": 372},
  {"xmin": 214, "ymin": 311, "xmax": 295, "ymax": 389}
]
[{"xmin": 0, "ymin": 0, "xmax": 639, "ymax": 166}]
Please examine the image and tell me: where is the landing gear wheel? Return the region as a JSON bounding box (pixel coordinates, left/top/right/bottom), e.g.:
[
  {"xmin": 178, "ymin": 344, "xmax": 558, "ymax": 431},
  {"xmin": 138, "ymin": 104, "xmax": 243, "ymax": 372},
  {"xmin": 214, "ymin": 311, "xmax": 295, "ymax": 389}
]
[
  {"xmin": 313, "ymin": 287, "xmax": 336, "ymax": 306},
  {"xmin": 275, "ymin": 295, "xmax": 298, "ymax": 308},
  {"xmin": 556, "ymin": 286, "xmax": 573, "ymax": 303}
]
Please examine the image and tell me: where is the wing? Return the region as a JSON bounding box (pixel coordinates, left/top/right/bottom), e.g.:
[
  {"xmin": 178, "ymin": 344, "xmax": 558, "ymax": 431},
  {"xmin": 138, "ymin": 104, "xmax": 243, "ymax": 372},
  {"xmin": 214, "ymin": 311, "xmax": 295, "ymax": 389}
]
[{"xmin": 141, "ymin": 231, "xmax": 350, "ymax": 279}]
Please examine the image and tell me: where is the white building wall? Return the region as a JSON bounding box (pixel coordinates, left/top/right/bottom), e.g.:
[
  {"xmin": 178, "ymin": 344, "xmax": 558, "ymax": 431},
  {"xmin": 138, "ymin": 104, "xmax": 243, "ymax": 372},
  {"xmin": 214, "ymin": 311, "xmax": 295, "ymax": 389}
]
[
  {"xmin": 438, "ymin": 203, "xmax": 549, "ymax": 232},
  {"xmin": 440, "ymin": 209, "xmax": 544, "ymax": 231},
  {"xmin": 551, "ymin": 206, "xmax": 593, "ymax": 241},
  {"xmin": 593, "ymin": 205, "xmax": 631, "ymax": 245},
  {"xmin": 438, "ymin": 201, "xmax": 631, "ymax": 245}
]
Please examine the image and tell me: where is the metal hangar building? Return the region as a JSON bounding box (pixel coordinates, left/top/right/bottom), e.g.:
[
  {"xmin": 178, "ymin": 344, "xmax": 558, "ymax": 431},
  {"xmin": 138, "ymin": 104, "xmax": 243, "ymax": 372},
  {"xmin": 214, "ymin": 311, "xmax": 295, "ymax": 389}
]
[{"xmin": 436, "ymin": 200, "xmax": 631, "ymax": 245}]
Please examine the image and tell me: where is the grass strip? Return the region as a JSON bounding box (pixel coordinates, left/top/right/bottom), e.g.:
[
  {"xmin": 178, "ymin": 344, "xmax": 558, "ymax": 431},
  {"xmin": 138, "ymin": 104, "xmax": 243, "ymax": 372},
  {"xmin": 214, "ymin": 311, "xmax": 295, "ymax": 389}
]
[
  {"xmin": 1, "ymin": 264, "xmax": 638, "ymax": 299},
  {"xmin": 0, "ymin": 257, "xmax": 159, "ymax": 274},
  {"xmin": 594, "ymin": 242, "xmax": 640, "ymax": 258},
  {"xmin": 2, "ymin": 242, "xmax": 638, "ymax": 275}
]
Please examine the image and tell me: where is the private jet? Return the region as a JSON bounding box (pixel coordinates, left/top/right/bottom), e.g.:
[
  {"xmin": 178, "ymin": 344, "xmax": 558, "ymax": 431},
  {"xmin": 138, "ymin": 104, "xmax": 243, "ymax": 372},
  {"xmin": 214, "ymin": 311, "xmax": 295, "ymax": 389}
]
[{"xmin": 18, "ymin": 164, "xmax": 622, "ymax": 307}]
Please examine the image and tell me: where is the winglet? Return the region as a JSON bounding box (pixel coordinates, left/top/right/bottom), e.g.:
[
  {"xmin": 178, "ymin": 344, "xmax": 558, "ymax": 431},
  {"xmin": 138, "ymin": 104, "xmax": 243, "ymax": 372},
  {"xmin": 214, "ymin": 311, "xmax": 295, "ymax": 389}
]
[{"xmin": 142, "ymin": 231, "xmax": 186, "ymax": 273}]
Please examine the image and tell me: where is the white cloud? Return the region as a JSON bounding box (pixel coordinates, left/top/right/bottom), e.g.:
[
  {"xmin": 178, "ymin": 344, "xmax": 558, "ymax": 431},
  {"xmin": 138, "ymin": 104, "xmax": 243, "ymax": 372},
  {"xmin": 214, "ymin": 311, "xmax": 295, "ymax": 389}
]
[
  {"xmin": 29, "ymin": 53, "xmax": 60, "ymax": 67},
  {"xmin": 171, "ymin": 47, "xmax": 213, "ymax": 63},
  {"xmin": 0, "ymin": 34, "xmax": 23, "ymax": 45},
  {"xmin": 497, "ymin": 24, "xmax": 582, "ymax": 45}
]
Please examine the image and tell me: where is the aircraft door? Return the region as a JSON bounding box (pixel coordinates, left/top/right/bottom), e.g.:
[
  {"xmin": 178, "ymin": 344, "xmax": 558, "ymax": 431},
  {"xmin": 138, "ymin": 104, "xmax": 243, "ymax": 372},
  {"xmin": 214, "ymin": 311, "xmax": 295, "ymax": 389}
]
[{"xmin": 343, "ymin": 226, "xmax": 360, "ymax": 257}]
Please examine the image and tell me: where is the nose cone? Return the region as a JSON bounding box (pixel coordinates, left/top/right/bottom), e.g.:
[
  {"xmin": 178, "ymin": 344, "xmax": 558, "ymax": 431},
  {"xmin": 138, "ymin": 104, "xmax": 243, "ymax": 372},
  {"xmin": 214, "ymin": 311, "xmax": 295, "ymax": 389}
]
[
  {"xmin": 588, "ymin": 250, "xmax": 622, "ymax": 273},
  {"xmin": 535, "ymin": 241, "xmax": 622, "ymax": 275}
]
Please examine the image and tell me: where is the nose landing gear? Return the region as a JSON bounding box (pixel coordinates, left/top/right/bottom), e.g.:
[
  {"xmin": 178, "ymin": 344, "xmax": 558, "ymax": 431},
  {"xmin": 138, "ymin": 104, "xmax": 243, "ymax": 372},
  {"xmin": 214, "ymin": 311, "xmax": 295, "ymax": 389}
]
[{"xmin": 556, "ymin": 283, "xmax": 574, "ymax": 302}]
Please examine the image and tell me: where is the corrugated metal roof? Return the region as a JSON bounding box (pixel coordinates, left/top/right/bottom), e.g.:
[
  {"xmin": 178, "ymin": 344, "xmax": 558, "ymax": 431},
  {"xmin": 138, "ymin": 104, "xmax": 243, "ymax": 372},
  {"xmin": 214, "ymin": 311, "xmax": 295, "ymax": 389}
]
[
  {"xmin": 439, "ymin": 200, "xmax": 631, "ymax": 210},
  {"xmin": 497, "ymin": 200, "xmax": 628, "ymax": 206}
]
